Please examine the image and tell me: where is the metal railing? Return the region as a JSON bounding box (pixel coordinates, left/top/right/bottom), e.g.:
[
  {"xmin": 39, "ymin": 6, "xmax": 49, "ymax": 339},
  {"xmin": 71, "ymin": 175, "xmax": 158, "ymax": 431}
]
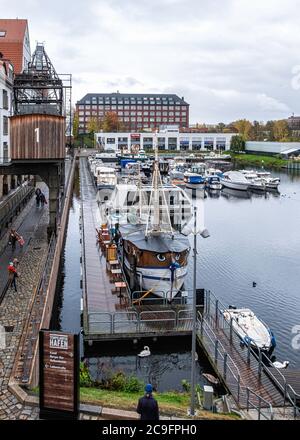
[
  {"xmin": 87, "ymin": 307, "xmax": 193, "ymax": 336},
  {"xmin": 197, "ymin": 312, "xmax": 274, "ymax": 420},
  {"xmin": 202, "ymin": 290, "xmax": 299, "ymax": 418}
]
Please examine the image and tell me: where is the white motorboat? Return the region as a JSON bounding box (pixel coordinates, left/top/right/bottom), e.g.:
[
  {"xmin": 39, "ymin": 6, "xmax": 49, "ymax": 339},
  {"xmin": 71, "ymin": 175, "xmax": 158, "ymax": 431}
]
[
  {"xmin": 93, "ymin": 165, "xmax": 117, "ymax": 190},
  {"xmin": 220, "ymin": 171, "xmax": 249, "ymax": 191},
  {"xmin": 206, "ymin": 175, "xmax": 222, "ymax": 190},
  {"xmin": 223, "ymin": 307, "xmax": 276, "ymax": 353}
]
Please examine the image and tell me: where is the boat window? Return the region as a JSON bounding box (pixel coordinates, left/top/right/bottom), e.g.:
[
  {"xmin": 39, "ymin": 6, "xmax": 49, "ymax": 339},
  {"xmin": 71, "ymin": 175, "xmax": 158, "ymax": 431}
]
[{"xmin": 157, "ymin": 254, "xmax": 166, "ymax": 262}]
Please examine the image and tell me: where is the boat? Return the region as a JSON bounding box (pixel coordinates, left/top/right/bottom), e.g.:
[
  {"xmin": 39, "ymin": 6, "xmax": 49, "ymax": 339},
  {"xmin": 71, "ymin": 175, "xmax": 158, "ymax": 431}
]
[
  {"xmin": 220, "ymin": 171, "xmax": 249, "ymax": 191},
  {"xmin": 202, "ymin": 373, "xmax": 219, "ymax": 385},
  {"xmin": 93, "ymin": 165, "xmax": 117, "ymax": 190},
  {"xmin": 223, "ymin": 307, "xmax": 276, "ymax": 354},
  {"xmin": 117, "ymin": 134, "xmax": 191, "ymax": 299},
  {"xmin": 184, "ymin": 172, "xmax": 206, "ymax": 190},
  {"xmin": 206, "ymin": 175, "xmax": 222, "ymax": 190}
]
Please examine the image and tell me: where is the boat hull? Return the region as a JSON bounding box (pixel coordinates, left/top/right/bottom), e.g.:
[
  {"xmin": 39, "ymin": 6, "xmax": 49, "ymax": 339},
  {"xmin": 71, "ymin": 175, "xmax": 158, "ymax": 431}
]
[
  {"xmin": 123, "ymin": 257, "xmax": 187, "ymax": 299},
  {"xmin": 220, "ymin": 179, "xmax": 249, "ymax": 191}
]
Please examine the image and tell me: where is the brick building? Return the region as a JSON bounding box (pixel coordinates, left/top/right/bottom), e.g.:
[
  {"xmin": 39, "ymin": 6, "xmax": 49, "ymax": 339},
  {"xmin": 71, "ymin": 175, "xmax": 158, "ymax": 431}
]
[
  {"xmin": 0, "ymin": 19, "xmax": 31, "ymax": 74},
  {"xmin": 76, "ymin": 92, "xmax": 189, "ymax": 133}
]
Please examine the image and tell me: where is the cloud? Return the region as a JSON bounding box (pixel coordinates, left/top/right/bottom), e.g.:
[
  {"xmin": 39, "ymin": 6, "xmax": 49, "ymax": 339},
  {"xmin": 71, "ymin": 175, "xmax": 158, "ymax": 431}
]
[{"xmin": 0, "ymin": 0, "xmax": 298, "ymax": 122}]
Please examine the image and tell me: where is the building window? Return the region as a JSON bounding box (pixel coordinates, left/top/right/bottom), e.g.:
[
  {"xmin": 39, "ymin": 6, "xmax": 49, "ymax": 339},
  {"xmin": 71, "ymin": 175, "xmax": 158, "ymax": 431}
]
[
  {"xmin": 3, "ymin": 142, "xmax": 8, "ymax": 160},
  {"xmin": 0, "ymin": 31, "xmax": 6, "ymax": 37},
  {"xmin": 163, "ymin": 111, "xmax": 168, "ymax": 116},
  {"xmin": 107, "ymin": 138, "xmax": 116, "ymax": 144},
  {"xmin": 3, "ymin": 116, "xmax": 8, "ymax": 135}
]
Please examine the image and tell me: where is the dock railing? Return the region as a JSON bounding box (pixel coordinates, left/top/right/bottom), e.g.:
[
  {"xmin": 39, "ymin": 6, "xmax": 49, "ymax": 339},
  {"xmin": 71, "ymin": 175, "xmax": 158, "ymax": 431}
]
[
  {"xmin": 203, "ymin": 290, "xmax": 299, "ymax": 417},
  {"xmin": 197, "ymin": 311, "xmax": 274, "ymax": 420}
]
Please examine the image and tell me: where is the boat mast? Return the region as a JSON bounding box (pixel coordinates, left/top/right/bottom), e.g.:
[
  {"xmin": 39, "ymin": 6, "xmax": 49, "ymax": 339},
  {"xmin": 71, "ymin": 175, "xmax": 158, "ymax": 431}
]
[{"xmin": 145, "ymin": 131, "xmax": 173, "ymax": 238}]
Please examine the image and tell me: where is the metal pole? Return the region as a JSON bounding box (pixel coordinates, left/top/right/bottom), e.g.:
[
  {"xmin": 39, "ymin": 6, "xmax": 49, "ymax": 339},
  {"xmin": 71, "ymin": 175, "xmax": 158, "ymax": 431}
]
[{"xmin": 190, "ymin": 206, "xmax": 197, "ymax": 416}]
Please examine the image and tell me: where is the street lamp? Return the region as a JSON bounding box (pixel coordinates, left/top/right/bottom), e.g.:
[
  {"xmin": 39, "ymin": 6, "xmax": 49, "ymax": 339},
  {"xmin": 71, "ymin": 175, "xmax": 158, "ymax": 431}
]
[{"xmin": 190, "ymin": 205, "xmax": 210, "ymax": 417}]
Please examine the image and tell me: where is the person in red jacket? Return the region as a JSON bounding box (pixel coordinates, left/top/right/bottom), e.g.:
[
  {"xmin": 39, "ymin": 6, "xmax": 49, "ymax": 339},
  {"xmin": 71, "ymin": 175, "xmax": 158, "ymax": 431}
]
[
  {"xmin": 137, "ymin": 384, "xmax": 159, "ymax": 420},
  {"xmin": 7, "ymin": 262, "xmax": 18, "ymax": 292}
]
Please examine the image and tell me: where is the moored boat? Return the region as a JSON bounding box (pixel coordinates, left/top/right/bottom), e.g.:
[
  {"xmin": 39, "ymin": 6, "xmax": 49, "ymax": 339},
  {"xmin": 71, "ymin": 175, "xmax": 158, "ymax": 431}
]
[
  {"xmin": 223, "ymin": 307, "xmax": 276, "ymax": 354},
  {"xmin": 220, "ymin": 171, "xmax": 249, "ymax": 191}
]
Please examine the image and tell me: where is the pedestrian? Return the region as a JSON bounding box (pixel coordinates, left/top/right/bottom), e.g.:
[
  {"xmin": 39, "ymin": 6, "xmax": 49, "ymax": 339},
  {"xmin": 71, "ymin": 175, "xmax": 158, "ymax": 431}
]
[
  {"xmin": 40, "ymin": 192, "xmax": 47, "ymax": 207},
  {"xmin": 8, "ymin": 229, "xmax": 17, "ymax": 251},
  {"xmin": 35, "ymin": 187, "xmax": 41, "ymax": 207},
  {"xmin": 137, "ymin": 384, "xmax": 159, "ymax": 420},
  {"xmin": 7, "ymin": 261, "xmax": 18, "ymax": 292}
]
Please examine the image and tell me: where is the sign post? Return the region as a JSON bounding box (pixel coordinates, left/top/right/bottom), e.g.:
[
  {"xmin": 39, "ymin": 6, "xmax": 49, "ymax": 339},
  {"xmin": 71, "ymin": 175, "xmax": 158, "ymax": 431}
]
[{"xmin": 39, "ymin": 330, "xmax": 79, "ymax": 420}]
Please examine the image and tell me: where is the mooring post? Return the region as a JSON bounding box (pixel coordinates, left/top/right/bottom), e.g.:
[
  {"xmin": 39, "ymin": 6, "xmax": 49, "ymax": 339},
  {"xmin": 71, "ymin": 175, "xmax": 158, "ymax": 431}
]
[
  {"xmin": 215, "ymin": 299, "xmax": 219, "ymax": 329},
  {"xmin": 247, "ymin": 341, "xmax": 251, "ymax": 364},
  {"xmin": 230, "ymin": 317, "xmax": 233, "ymax": 343},
  {"xmin": 214, "ymin": 339, "xmax": 219, "ymax": 364},
  {"xmin": 258, "ymin": 349, "xmax": 262, "ymax": 381}
]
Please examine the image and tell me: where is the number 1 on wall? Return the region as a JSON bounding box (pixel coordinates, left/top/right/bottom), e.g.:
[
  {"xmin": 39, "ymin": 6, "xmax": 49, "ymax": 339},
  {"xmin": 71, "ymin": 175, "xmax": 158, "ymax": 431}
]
[{"xmin": 35, "ymin": 127, "xmax": 39, "ymax": 143}]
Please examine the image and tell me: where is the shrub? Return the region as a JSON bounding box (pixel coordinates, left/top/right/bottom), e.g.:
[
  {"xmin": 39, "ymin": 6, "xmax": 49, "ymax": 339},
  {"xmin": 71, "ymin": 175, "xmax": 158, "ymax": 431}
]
[
  {"xmin": 110, "ymin": 371, "xmax": 127, "ymax": 391},
  {"xmin": 181, "ymin": 379, "xmax": 190, "ymax": 392},
  {"xmin": 124, "ymin": 376, "xmax": 144, "ymax": 393},
  {"xmin": 80, "ymin": 362, "xmax": 93, "ymax": 387}
]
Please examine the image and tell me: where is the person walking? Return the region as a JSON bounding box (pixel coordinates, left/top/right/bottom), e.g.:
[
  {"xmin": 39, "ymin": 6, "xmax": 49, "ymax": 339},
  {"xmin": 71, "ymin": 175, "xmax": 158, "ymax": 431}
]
[
  {"xmin": 8, "ymin": 229, "xmax": 18, "ymax": 252},
  {"xmin": 137, "ymin": 384, "xmax": 159, "ymax": 420},
  {"xmin": 40, "ymin": 192, "xmax": 47, "ymax": 208},
  {"xmin": 7, "ymin": 261, "xmax": 18, "ymax": 292},
  {"xmin": 35, "ymin": 187, "xmax": 41, "ymax": 207}
]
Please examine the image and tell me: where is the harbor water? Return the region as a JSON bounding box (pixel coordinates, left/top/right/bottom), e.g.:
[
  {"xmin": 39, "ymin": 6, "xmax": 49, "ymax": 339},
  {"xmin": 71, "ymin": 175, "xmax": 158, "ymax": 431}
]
[{"xmin": 51, "ymin": 165, "xmax": 300, "ymax": 391}]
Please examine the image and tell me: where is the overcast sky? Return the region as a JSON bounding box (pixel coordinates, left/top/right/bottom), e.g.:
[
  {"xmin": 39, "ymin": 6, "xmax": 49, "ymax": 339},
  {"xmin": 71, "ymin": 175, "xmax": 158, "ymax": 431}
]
[{"xmin": 2, "ymin": 0, "xmax": 300, "ymax": 123}]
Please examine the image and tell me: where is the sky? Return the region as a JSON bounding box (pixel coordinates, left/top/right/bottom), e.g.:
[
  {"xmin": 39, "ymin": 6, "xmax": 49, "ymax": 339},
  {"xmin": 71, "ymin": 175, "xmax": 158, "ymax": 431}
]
[{"xmin": 1, "ymin": 0, "xmax": 300, "ymax": 123}]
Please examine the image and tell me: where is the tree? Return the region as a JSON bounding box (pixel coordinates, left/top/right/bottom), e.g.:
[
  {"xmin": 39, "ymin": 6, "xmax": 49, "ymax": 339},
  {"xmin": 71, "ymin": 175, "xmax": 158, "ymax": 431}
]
[
  {"xmin": 87, "ymin": 117, "xmax": 102, "ymax": 135},
  {"xmin": 265, "ymin": 121, "xmax": 275, "ymax": 141},
  {"xmin": 230, "ymin": 135, "xmax": 245, "ymax": 152},
  {"xmin": 273, "ymin": 119, "xmax": 290, "ymax": 141},
  {"xmin": 232, "ymin": 119, "xmax": 252, "ymax": 140},
  {"xmin": 72, "ymin": 112, "xmax": 79, "ymax": 139},
  {"xmin": 216, "ymin": 122, "xmax": 225, "ymax": 133},
  {"xmin": 102, "ymin": 111, "xmax": 125, "ymax": 132}
]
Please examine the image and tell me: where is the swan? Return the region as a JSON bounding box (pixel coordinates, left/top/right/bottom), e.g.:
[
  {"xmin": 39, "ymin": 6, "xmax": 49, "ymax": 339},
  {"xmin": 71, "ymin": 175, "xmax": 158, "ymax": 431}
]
[
  {"xmin": 273, "ymin": 360, "xmax": 289, "ymax": 369},
  {"xmin": 138, "ymin": 346, "xmax": 151, "ymax": 357}
]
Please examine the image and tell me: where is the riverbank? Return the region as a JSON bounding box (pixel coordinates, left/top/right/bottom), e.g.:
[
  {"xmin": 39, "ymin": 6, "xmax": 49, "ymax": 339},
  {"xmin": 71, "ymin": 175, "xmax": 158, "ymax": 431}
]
[
  {"xmin": 80, "ymin": 387, "xmax": 240, "ymax": 419},
  {"xmin": 231, "ymin": 153, "xmax": 287, "ymax": 169}
]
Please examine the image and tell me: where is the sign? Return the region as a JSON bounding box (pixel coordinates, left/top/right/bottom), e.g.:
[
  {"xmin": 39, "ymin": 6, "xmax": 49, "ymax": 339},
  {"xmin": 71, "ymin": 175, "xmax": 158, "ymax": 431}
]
[{"xmin": 39, "ymin": 330, "xmax": 79, "ymax": 420}]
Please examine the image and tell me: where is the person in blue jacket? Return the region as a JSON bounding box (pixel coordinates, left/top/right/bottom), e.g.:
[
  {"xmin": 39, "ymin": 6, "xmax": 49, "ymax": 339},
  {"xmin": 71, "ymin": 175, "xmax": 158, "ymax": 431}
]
[{"xmin": 137, "ymin": 384, "xmax": 159, "ymax": 420}]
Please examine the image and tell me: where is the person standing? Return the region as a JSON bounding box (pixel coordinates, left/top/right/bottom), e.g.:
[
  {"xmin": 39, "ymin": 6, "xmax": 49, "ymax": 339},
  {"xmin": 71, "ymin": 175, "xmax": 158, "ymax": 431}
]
[
  {"xmin": 8, "ymin": 229, "xmax": 17, "ymax": 252},
  {"xmin": 7, "ymin": 261, "xmax": 18, "ymax": 292},
  {"xmin": 137, "ymin": 384, "xmax": 159, "ymax": 420}
]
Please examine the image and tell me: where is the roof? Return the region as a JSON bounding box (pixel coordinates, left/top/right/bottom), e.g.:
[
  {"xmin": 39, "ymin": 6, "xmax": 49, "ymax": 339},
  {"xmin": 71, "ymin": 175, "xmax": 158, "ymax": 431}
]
[
  {"xmin": 120, "ymin": 225, "xmax": 190, "ymax": 253},
  {"xmin": 0, "ymin": 19, "xmax": 27, "ymax": 42},
  {"xmin": 0, "ymin": 19, "xmax": 28, "ymax": 73},
  {"xmin": 77, "ymin": 93, "xmax": 189, "ymax": 105}
]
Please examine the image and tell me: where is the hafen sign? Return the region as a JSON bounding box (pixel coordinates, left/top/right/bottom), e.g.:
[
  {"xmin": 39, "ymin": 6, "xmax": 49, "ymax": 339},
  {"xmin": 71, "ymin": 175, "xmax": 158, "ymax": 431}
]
[{"xmin": 39, "ymin": 330, "xmax": 79, "ymax": 420}]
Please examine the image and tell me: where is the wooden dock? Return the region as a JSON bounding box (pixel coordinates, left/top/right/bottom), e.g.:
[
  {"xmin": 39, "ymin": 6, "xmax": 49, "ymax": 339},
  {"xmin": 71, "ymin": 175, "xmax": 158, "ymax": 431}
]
[
  {"xmin": 80, "ymin": 157, "xmax": 193, "ymax": 342},
  {"xmin": 197, "ymin": 291, "xmax": 300, "ymax": 418}
]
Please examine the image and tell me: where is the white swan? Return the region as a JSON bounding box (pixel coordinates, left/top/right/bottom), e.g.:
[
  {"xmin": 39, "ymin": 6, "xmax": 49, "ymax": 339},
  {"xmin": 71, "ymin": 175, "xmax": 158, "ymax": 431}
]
[
  {"xmin": 273, "ymin": 360, "xmax": 289, "ymax": 369},
  {"xmin": 138, "ymin": 346, "xmax": 151, "ymax": 357}
]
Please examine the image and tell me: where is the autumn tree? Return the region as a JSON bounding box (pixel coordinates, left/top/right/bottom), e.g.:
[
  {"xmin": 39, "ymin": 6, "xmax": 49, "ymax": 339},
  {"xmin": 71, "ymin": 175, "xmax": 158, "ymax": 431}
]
[
  {"xmin": 232, "ymin": 119, "xmax": 252, "ymax": 140},
  {"xmin": 273, "ymin": 119, "xmax": 290, "ymax": 141},
  {"xmin": 102, "ymin": 111, "xmax": 125, "ymax": 132},
  {"xmin": 72, "ymin": 112, "xmax": 79, "ymax": 139},
  {"xmin": 87, "ymin": 117, "xmax": 102, "ymax": 135}
]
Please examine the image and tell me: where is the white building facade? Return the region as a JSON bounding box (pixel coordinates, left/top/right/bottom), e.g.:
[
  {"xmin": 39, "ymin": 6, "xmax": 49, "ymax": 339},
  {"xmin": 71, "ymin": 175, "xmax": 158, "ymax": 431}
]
[
  {"xmin": 95, "ymin": 128, "xmax": 235, "ymax": 152},
  {"xmin": 0, "ymin": 59, "xmax": 13, "ymax": 163}
]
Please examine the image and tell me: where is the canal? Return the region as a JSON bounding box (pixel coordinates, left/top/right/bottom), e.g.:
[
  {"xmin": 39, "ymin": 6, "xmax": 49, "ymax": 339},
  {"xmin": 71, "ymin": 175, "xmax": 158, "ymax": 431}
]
[{"xmin": 51, "ymin": 164, "xmax": 300, "ymax": 392}]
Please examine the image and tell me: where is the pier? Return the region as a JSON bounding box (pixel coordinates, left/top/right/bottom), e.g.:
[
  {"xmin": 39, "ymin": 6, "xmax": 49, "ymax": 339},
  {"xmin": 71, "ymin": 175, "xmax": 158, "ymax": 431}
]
[
  {"xmin": 80, "ymin": 156, "xmax": 195, "ymax": 342},
  {"xmin": 197, "ymin": 291, "xmax": 300, "ymax": 419}
]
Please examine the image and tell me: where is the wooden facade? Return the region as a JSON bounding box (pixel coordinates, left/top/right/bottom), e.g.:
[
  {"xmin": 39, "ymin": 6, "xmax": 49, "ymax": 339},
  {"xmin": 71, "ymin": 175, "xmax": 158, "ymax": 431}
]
[{"xmin": 10, "ymin": 114, "xmax": 66, "ymax": 160}]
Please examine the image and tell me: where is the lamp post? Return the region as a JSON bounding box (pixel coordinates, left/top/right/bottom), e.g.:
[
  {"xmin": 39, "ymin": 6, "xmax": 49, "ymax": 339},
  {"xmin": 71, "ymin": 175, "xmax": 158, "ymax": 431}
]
[{"xmin": 190, "ymin": 205, "xmax": 210, "ymax": 416}]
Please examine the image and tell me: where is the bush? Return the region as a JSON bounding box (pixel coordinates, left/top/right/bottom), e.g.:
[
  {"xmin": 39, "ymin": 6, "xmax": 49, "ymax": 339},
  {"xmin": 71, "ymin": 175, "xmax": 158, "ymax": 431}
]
[
  {"xmin": 110, "ymin": 372, "xmax": 127, "ymax": 391},
  {"xmin": 124, "ymin": 376, "xmax": 144, "ymax": 393},
  {"xmin": 80, "ymin": 362, "xmax": 93, "ymax": 387},
  {"xmin": 181, "ymin": 379, "xmax": 190, "ymax": 392}
]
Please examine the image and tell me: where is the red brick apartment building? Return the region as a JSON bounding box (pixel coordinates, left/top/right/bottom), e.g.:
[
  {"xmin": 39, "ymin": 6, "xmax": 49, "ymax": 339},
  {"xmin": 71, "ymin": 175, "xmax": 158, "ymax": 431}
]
[{"xmin": 76, "ymin": 93, "xmax": 189, "ymax": 133}]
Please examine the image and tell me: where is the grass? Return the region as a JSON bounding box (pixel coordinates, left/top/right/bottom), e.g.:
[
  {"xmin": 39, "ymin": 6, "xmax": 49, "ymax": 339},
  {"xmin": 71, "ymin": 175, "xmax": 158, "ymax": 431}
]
[
  {"xmin": 80, "ymin": 387, "xmax": 240, "ymax": 420},
  {"xmin": 232, "ymin": 153, "xmax": 287, "ymax": 169}
]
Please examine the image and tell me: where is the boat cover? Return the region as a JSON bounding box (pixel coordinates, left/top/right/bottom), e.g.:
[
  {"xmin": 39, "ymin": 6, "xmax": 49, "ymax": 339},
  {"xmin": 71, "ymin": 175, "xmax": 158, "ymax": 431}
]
[{"xmin": 119, "ymin": 225, "xmax": 190, "ymax": 253}]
